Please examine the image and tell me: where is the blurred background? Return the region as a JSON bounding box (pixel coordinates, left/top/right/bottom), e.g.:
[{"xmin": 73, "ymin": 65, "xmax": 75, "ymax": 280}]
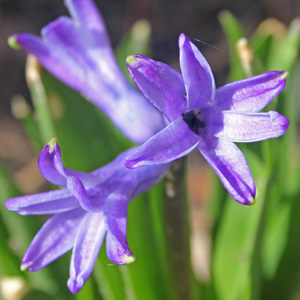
[{"xmin": 0, "ymin": 1, "xmax": 300, "ymax": 299}]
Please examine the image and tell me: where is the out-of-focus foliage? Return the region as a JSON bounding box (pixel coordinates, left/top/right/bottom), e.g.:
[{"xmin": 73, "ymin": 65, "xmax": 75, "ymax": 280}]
[{"xmin": 1, "ymin": 12, "xmax": 300, "ymax": 300}]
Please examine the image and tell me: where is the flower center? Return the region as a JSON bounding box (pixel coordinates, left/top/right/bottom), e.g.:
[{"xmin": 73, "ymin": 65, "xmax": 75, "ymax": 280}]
[{"xmin": 182, "ymin": 109, "xmax": 205, "ymax": 134}]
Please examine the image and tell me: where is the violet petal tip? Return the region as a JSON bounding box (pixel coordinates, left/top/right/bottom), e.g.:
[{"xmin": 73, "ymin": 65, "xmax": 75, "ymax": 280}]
[
  {"xmin": 67, "ymin": 277, "xmax": 84, "ymax": 294},
  {"xmin": 279, "ymin": 71, "xmax": 289, "ymax": 80},
  {"xmin": 126, "ymin": 55, "xmax": 137, "ymax": 66},
  {"xmin": 47, "ymin": 138, "xmax": 58, "ymax": 152},
  {"xmin": 20, "ymin": 262, "xmax": 31, "ymax": 272},
  {"xmin": 122, "ymin": 254, "xmax": 136, "ymax": 265},
  {"xmin": 8, "ymin": 35, "xmax": 21, "ymax": 50},
  {"xmin": 178, "ymin": 33, "xmax": 188, "ymax": 47},
  {"xmin": 270, "ymin": 111, "xmax": 290, "ymax": 132}
]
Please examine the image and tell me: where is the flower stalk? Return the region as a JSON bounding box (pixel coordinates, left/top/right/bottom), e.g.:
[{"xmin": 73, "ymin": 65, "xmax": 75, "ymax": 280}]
[{"xmin": 163, "ymin": 157, "xmax": 196, "ymax": 300}]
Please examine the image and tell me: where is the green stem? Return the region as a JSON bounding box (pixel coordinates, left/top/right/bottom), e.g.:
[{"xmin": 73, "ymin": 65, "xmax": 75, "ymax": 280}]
[
  {"xmin": 26, "ymin": 55, "xmax": 56, "ymax": 144},
  {"xmin": 163, "ymin": 157, "xmax": 196, "ymax": 300}
]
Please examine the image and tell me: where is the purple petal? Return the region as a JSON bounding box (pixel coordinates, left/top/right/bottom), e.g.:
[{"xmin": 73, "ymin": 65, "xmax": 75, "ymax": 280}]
[
  {"xmin": 38, "ymin": 141, "xmax": 67, "ymax": 186},
  {"xmin": 214, "ymin": 110, "xmax": 290, "ymax": 142},
  {"xmin": 128, "ymin": 164, "xmax": 170, "ymax": 199},
  {"xmin": 41, "ymin": 16, "xmax": 99, "ymax": 76},
  {"xmin": 67, "ymin": 212, "xmax": 106, "ymax": 294},
  {"xmin": 64, "ymin": 0, "xmax": 110, "ymax": 50},
  {"xmin": 39, "ymin": 139, "xmax": 104, "ymax": 187},
  {"xmin": 67, "ymin": 176, "xmax": 103, "ymax": 212},
  {"xmin": 15, "ymin": 33, "xmax": 88, "ymax": 94},
  {"xmin": 126, "ymin": 55, "xmax": 187, "ymax": 121},
  {"xmin": 179, "ymin": 33, "xmax": 215, "ymax": 108},
  {"xmin": 105, "ymin": 194, "xmax": 135, "ymax": 264},
  {"xmin": 5, "ymin": 189, "xmax": 79, "ymax": 215},
  {"xmin": 215, "ymin": 71, "xmax": 288, "ymax": 112},
  {"xmin": 199, "ymin": 139, "xmax": 256, "ymax": 205},
  {"xmin": 21, "ymin": 209, "xmax": 85, "ymax": 271},
  {"xmin": 12, "ymin": 6, "xmax": 165, "ymax": 144},
  {"xmin": 125, "ymin": 117, "xmax": 200, "ymax": 168}
]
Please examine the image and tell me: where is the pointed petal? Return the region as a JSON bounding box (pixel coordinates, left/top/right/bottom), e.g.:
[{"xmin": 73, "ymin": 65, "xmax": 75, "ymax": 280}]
[
  {"xmin": 125, "ymin": 117, "xmax": 200, "ymax": 168},
  {"xmin": 5, "ymin": 189, "xmax": 79, "ymax": 215},
  {"xmin": 38, "ymin": 141, "xmax": 67, "ymax": 186},
  {"xmin": 215, "ymin": 71, "xmax": 288, "ymax": 112},
  {"xmin": 14, "ymin": 33, "xmax": 88, "ymax": 94},
  {"xmin": 179, "ymin": 33, "xmax": 215, "ymax": 108},
  {"xmin": 68, "ymin": 212, "xmax": 106, "ymax": 294},
  {"xmin": 199, "ymin": 139, "xmax": 256, "ymax": 205},
  {"xmin": 126, "ymin": 55, "xmax": 186, "ymax": 121},
  {"xmin": 21, "ymin": 209, "xmax": 85, "ymax": 271},
  {"xmin": 105, "ymin": 194, "xmax": 135, "ymax": 264},
  {"xmin": 214, "ymin": 111, "xmax": 290, "ymax": 142},
  {"xmin": 39, "ymin": 139, "xmax": 102, "ymax": 187},
  {"xmin": 67, "ymin": 176, "xmax": 104, "ymax": 212},
  {"xmin": 64, "ymin": 0, "xmax": 110, "ymax": 49}
]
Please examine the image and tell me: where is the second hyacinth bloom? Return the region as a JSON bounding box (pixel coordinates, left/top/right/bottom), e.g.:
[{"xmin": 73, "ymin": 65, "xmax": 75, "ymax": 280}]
[
  {"xmin": 6, "ymin": 139, "xmax": 169, "ymax": 293},
  {"xmin": 125, "ymin": 33, "xmax": 290, "ymax": 205}
]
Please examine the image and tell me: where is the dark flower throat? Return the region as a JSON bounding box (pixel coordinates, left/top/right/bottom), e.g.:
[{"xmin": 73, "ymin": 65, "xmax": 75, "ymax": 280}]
[{"xmin": 182, "ymin": 109, "xmax": 205, "ymax": 134}]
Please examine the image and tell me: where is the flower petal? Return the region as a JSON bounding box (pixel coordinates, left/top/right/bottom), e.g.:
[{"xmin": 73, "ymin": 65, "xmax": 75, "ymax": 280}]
[
  {"xmin": 214, "ymin": 110, "xmax": 290, "ymax": 142},
  {"xmin": 13, "ymin": 17, "xmax": 165, "ymax": 144},
  {"xmin": 5, "ymin": 189, "xmax": 79, "ymax": 215},
  {"xmin": 67, "ymin": 212, "xmax": 106, "ymax": 294},
  {"xmin": 199, "ymin": 139, "xmax": 255, "ymax": 205},
  {"xmin": 128, "ymin": 164, "xmax": 170, "ymax": 199},
  {"xmin": 126, "ymin": 55, "xmax": 187, "ymax": 121},
  {"xmin": 21, "ymin": 208, "xmax": 85, "ymax": 271},
  {"xmin": 39, "ymin": 139, "xmax": 105, "ymax": 187},
  {"xmin": 15, "ymin": 33, "xmax": 88, "ymax": 94},
  {"xmin": 41, "ymin": 16, "xmax": 99, "ymax": 77},
  {"xmin": 64, "ymin": 0, "xmax": 110, "ymax": 50},
  {"xmin": 179, "ymin": 33, "xmax": 215, "ymax": 108},
  {"xmin": 125, "ymin": 117, "xmax": 200, "ymax": 168},
  {"xmin": 214, "ymin": 71, "xmax": 288, "ymax": 112},
  {"xmin": 105, "ymin": 194, "xmax": 135, "ymax": 264}
]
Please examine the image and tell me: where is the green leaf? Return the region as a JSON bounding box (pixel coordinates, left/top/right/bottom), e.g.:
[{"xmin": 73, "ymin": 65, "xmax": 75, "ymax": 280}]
[
  {"xmin": 267, "ymin": 18, "xmax": 300, "ymax": 72},
  {"xmin": 212, "ymin": 150, "xmax": 267, "ymax": 300},
  {"xmin": 218, "ymin": 10, "xmax": 246, "ymax": 81},
  {"xmin": 115, "ymin": 19, "xmax": 152, "ymax": 82}
]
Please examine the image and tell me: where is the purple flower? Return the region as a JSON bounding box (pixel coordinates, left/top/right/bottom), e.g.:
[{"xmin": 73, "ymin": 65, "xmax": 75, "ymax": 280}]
[
  {"xmin": 6, "ymin": 139, "xmax": 169, "ymax": 293},
  {"xmin": 125, "ymin": 33, "xmax": 290, "ymax": 205},
  {"xmin": 8, "ymin": 0, "xmax": 164, "ymax": 144}
]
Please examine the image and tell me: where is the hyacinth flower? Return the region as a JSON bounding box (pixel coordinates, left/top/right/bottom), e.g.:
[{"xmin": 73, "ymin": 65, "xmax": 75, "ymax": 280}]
[
  {"xmin": 5, "ymin": 139, "xmax": 169, "ymax": 294},
  {"xmin": 8, "ymin": 0, "xmax": 164, "ymax": 144},
  {"xmin": 125, "ymin": 33, "xmax": 290, "ymax": 205}
]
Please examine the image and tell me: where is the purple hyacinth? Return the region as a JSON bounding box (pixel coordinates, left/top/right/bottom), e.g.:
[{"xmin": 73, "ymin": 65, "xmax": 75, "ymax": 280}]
[
  {"xmin": 8, "ymin": 0, "xmax": 164, "ymax": 144},
  {"xmin": 6, "ymin": 139, "xmax": 169, "ymax": 293},
  {"xmin": 125, "ymin": 33, "xmax": 290, "ymax": 205}
]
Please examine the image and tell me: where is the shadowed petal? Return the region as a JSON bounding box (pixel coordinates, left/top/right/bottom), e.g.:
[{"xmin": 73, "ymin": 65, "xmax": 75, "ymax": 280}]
[
  {"xmin": 215, "ymin": 71, "xmax": 288, "ymax": 112},
  {"xmin": 128, "ymin": 164, "xmax": 170, "ymax": 199},
  {"xmin": 5, "ymin": 189, "xmax": 79, "ymax": 215},
  {"xmin": 67, "ymin": 176, "xmax": 103, "ymax": 212},
  {"xmin": 199, "ymin": 139, "xmax": 256, "ymax": 205},
  {"xmin": 68, "ymin": 212, "xmax": 106, "ymax": 294},
  {"xmin": 126, "ymin": 55, "xmax": 186, "ymax": 121},
  {"xmin": 125, "ymin": 117, "xmax": 200, "ymax": 168},
  {"xmin": 179, "ymin": 33, "xmax": 215, "ymax": 108},
  {"xmin": 105, "ymin": 194, "xmax": 135, "ymax": 264},
  {"xmin": 21, "ymin": 209, "xmax": 85, "ymax": 271},
  {"xmin": 214, "ymin": 110, "xmax": 290, "ymax": 142}
]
